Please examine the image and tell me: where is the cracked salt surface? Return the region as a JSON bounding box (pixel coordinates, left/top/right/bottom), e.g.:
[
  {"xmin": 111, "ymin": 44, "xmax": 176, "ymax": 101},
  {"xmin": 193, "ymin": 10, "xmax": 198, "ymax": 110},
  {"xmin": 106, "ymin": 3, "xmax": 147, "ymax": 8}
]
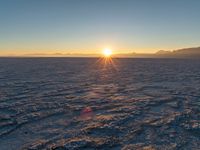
[{"xmin": 0, "ymin": 58, "xmax": 199, "ymax": 150}]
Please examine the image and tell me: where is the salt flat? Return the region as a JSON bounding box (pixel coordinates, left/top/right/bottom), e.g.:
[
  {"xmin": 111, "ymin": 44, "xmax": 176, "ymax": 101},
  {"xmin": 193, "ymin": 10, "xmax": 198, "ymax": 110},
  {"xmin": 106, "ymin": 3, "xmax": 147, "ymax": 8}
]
[{"xmin": 0, "ymin": 58, "xmax": 199, "ymax": 150}]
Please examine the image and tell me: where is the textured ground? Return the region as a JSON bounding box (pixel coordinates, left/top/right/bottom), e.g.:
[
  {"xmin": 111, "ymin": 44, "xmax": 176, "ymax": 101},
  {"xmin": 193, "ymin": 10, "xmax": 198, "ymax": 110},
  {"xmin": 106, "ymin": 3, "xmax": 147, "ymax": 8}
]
[{"xmin": 0, "ymin": 58, "xmax": 199, "ymax": 150}]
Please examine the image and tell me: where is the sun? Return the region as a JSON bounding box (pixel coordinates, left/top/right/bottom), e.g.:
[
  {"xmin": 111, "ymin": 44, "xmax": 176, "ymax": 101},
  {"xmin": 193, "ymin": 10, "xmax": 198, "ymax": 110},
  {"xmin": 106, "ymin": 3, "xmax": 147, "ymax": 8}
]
[{"xmin": 103, "ymin": 48, "xmax": 112, "ymax": 57}]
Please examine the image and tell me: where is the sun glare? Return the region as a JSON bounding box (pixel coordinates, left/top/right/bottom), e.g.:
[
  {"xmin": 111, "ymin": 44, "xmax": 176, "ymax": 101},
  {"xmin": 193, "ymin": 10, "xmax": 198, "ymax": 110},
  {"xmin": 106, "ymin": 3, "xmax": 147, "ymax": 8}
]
[{"xmin": 103, "ymin": 48, "xmax": 112, "ymax": 57}]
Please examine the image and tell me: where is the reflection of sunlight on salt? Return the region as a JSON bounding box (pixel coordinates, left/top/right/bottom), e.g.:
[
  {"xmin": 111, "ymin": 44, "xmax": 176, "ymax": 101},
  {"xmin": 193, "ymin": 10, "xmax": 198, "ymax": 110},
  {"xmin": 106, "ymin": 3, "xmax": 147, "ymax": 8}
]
[
  {"xmin": 80, "ymin": 107, "xmax": 94, "ymax": 120},
  {"xmin": 95, "ymin": 57, "xmax": 119, "ymax": 71},
  {"xmin": 78, "ymin": 57, "xmax": 119, "ymax": 122}
]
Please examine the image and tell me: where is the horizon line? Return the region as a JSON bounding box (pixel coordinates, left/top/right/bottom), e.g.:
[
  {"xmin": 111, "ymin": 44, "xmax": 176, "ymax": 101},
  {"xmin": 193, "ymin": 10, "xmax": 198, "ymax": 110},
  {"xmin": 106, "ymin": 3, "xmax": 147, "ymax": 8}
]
[{"xmin": 0, "ymin": 46, "xmax": 200, "ymax": 57}]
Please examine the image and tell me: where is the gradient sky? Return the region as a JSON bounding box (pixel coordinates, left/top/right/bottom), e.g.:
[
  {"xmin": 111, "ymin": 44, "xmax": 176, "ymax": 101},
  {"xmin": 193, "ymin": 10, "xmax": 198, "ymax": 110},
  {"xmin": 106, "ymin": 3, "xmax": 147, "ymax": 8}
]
[{"xmin": 1, "ymin": 0, "xmax": 200, "ymax": 56}]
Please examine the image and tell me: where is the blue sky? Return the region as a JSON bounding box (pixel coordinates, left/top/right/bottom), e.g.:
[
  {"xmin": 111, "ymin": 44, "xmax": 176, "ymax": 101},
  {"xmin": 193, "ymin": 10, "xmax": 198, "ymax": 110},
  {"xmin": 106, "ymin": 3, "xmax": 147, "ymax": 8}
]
[{"xmin": 0, "ymin": 0, "xmax": 200, "ymax": 55}]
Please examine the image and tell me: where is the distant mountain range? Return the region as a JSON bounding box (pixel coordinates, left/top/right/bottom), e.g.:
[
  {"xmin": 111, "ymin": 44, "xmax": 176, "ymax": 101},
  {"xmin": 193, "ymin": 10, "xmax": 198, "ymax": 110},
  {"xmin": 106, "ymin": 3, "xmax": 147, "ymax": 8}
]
[
  {"xmin": 1, "ymin": 46, "xmax": 200, "ymax": 58},
  {"xmin": 156, "ymin": 47, "xmax": 200, "ymax": 57},
  {"xmin": 114, "ymin": 46, "xmax": 200, "ymax": 58}
]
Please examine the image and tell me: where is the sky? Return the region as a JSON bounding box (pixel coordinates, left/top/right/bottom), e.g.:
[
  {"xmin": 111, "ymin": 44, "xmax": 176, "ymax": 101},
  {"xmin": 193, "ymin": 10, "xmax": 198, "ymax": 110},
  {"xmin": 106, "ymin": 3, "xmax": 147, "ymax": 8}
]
[{"xmin": 0, "ymin": 0, "xmax": 200, "ymax": 56}]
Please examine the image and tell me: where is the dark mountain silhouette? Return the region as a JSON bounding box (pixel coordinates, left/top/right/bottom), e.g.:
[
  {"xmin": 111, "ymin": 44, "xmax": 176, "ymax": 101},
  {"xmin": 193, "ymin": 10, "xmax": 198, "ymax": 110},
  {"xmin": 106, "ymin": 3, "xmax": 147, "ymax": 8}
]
[
  {"xmin": 114, "ymin": 46, "xmax": 200, "ymax": 58},
  {"xmin": 155, "ymin": 47, "xmax": 200, "ymax": 58}
]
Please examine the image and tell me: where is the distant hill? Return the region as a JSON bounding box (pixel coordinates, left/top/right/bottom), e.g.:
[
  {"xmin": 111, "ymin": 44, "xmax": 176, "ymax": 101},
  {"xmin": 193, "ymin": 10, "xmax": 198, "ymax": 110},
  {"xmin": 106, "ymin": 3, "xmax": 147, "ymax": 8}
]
[
  {"xmin": 155, "ymin": 47, "xmax": 200, "ymax": 58},
  {"xmin": 156, "ymin": 50, "xmax": 171, "ymax": 55},
  {"xmin": 113, "ymin": 47, "xmax": 200, "ymax": 58},
  {"xmin": 172, "ymin": 47, "xmax": 200, "ymax": 54}
]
